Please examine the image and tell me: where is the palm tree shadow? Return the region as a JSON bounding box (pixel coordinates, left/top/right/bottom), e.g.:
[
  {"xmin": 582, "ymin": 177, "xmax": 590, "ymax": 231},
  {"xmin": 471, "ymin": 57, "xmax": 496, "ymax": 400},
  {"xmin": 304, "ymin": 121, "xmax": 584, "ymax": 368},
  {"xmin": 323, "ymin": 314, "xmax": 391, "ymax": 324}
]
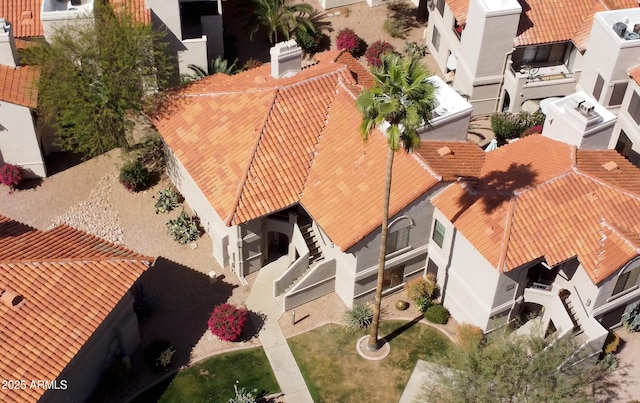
[
  {"xmin": 452, "ymin": 163, "xmax": 538, "ymax": 223},
  {"xmin": 381, "ymin": 315, "xmax": 423, "ymax": 344}
]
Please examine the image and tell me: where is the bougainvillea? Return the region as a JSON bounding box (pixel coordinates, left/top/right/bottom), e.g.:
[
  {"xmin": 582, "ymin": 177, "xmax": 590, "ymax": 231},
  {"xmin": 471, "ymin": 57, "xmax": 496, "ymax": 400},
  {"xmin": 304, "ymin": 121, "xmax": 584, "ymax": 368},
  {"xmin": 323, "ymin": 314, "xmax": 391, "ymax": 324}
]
[
  {"xmin": 365, "ymin": 40, "xmax": 396, "ymax": 67},
  {"xmin": 0, "ymin": 163, "xmax": 24, "ymax": 192},
  {"xmin": 521, "ymin": 124, "xmax": 543, "ymax": 137},
  {"xmin": 336, "ymin": 28, "xmax": 361, "ymax": 54},
  {"xmin": 208, "ymin": 303, "xmax": 248, "ymax": 342}
]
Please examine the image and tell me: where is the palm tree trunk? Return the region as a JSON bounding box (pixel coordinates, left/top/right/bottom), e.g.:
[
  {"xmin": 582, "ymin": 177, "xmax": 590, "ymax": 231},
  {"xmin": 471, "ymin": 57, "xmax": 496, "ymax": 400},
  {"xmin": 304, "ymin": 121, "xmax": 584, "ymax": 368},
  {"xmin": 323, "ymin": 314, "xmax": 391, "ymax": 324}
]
[{"xmin": 367, "ymin": 147, "xmax": 394, "ymax": 351}]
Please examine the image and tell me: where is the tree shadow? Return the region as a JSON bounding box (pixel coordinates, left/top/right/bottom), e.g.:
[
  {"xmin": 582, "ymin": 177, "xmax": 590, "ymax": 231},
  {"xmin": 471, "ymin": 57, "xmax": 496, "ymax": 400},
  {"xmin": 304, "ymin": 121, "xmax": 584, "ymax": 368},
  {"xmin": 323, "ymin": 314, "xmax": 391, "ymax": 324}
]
[
  {"xmin": 44, "ymin": 151, "xmax": 84, "ymax": 176},
  {"xmin": 381, "ymin": 315, "xmax": 423, "ymax": 343},
  {"xmin": 452, "ymin": 163, "xmax": 538, "ymax": 223},
  {"xmin": 387, "ymin": 2, "xmax": 423, "ymax": 31}
]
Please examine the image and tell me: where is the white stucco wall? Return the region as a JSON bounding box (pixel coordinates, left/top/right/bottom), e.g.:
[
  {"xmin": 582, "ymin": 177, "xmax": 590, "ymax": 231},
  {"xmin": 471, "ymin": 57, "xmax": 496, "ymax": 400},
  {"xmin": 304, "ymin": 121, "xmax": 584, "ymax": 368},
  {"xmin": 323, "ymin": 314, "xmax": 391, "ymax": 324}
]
[
  {"xmin": 610, "ymin": 79, "xmax": 640, "ymax": 164},
  {"xmin": 165, "ymin": 146, "xmax": 231, "ymax": 267},
  {"xmin": 579, "ymin": 10, "xmax": 640, "ymax": 106},
  {"xmin": 428, "ymin": 208, "xmax": 502, "ymax": 330},
  {"xmin": 0, "ymin": 101, "xmax": 46, "ymax": 178}
]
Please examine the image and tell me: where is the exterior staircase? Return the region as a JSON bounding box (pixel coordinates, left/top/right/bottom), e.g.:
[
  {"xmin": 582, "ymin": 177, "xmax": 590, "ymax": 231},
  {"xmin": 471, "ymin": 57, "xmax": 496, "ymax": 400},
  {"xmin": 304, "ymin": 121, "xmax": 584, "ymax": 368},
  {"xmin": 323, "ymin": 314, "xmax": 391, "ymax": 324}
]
[
  {"xmin": 300, "ymin": 223, "xmax": 324, "ymax": 265},
  {"xmin": 560, "ymin": 292, "xmax": 584, "ymax": 336}
]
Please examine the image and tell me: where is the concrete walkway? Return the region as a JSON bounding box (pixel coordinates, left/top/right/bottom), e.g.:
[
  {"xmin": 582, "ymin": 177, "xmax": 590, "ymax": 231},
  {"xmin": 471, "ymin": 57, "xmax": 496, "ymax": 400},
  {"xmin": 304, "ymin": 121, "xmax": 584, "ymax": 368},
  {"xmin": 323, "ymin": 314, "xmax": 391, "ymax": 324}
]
[{"xmin": 245, "ymin": 257, "xmax": 314, "ymax": 403}]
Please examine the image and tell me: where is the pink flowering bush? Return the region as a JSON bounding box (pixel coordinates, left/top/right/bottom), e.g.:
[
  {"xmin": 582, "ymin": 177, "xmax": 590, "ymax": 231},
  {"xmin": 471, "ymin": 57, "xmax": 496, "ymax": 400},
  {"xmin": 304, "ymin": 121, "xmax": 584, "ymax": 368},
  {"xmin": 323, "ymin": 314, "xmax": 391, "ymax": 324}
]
[
  {"xmin": 336, "ymin": 29, "xmax": 361, "ymax": 54},
  {"xmin": 365, "ymin": 41, "xmax": 396, "ymax": 67},
  {"xmin": 0, "ymin": 163, "xmax": 24, "ymax": 192},
  {"xmin": 521, "ymin": 125, "xmax": 543, "ymax": 137},
  {"xmin": 208, "ymin": 303, "xmax": 248, "ymax": 342}
]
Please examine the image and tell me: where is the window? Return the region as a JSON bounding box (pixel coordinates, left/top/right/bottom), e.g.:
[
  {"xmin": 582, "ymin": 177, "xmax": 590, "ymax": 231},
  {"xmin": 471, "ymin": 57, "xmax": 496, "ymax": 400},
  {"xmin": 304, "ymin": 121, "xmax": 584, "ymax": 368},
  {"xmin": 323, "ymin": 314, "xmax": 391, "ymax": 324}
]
[
  {"xmin": 616, "ymin": 130, "xmax": 633, "ymax": 158},
  {"xmin": 432, "ymin": 26, "xmax": 441, "ymax": 53},
  {"xmin": 432, "ymin": 220, "xmax": 445, "ymax": 248},
  {"xmin": 523, "ymin": 45, "xmax": 551, "ymax": 64},
  {"xmin": 609, "ymin": 82, "xmax": 628, "ymax": 106},
  {"xmin": 387, "ymin": 227, "xmax": 410, "ymax": 254},
  {"xmin": 629, "ymin": 91, "xmax": 640, "ymax": 125},
  {"xmin": 593, "ymin": 74, "xmax": 604, "ymax": 101},
  {"xmin": 436, "ymin": 0, "xmax": 445, "ymax": 17},
  {"xmin": 382, "ymin": 265, "xmax": 405, "ymax": 290},
  {"xmin": 613, "ymin": 266, "xmax": 640, "ymax": 296},
  {"xmin": 426, "ymin": 258, "xmax": 439, "ymax": 278}
]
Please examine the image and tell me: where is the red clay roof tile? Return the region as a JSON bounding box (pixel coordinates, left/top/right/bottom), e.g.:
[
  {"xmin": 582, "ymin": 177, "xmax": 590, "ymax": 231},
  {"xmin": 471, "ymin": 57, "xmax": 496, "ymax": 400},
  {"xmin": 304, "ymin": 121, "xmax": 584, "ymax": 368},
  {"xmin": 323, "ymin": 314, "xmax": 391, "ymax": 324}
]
[
  {"xmin": 417, "ymin": 141, "xmax": 484, "ymax": 181},
  {"xmin": 433, "ymin": 135, "xmax": 640, "ymax": 284},
  {"xmin": 0, "ymin": 215, "xmax": 151, "ymax": 403},
  {"xmin": 0, "ymin": 64, "xmax": 38, "ymax": 108},
  {"xmin": 156, "ymin": 52, "xmax": 439, "ymax": 250}
]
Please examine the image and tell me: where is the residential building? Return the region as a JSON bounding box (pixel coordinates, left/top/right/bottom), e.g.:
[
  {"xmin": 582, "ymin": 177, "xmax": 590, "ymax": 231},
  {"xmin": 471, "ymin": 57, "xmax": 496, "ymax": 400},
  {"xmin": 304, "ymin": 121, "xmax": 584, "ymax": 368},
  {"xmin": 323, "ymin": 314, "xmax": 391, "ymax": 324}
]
[
  {"xmin": 610, "ymin": 65, "xmax": 640, "ymax": 166},
  {"xmin": 425, "ymin": 0, "xmax": 638, "ymax": 115},
  {"xmin": 0, "ymin": 214, "xmax": 152, "ymax": 403},
  {"xmin": 0, "ymin": 19, "xmax": 46, "ymax": 177},
  {"xmin": 429, "ymin": 134, "xmax": 640, "ymax": 354},
  {"xmin": 154, "ymin": 42, "xmax": 476, "ymax": 310}
]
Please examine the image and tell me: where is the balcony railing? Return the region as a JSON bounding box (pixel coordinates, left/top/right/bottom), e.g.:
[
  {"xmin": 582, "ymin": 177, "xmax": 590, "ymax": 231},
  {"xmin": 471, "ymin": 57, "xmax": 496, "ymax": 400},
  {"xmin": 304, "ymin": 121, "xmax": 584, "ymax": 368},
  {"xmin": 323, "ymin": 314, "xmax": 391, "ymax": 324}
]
[{"xmin": 509, "ymin": 63, "xmax": 575, "ymax": 85}]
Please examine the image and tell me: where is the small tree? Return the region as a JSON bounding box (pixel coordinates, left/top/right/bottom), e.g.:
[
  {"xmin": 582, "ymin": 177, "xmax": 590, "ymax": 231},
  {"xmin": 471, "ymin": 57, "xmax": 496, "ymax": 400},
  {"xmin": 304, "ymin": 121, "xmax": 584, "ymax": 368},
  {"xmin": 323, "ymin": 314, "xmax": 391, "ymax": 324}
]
[
  {"xmin": 22, "ymin": 2, "xmax": 174, "ymax": 158},
  {"xmin": 0, "ymin": 163, "xmax": 24, "ymax": 192},
  {"xmin": 336, "ymin": 29, "xmax": 361, "ymax": 54},
  {"xmin": 423, "ymin": 333, "xmax": 614, "ymax": 402},
  {"xmin": 208, "ymin": 304, "xmax": 249, "ymax": 342}
]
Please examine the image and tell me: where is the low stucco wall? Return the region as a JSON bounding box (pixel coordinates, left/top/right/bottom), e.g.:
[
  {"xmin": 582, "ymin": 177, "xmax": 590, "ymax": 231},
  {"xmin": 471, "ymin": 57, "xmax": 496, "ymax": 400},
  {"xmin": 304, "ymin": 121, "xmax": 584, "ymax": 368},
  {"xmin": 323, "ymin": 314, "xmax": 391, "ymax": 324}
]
[{"xmin": 0, "ymin": 101, "xmax": 46, "ymax": 178}]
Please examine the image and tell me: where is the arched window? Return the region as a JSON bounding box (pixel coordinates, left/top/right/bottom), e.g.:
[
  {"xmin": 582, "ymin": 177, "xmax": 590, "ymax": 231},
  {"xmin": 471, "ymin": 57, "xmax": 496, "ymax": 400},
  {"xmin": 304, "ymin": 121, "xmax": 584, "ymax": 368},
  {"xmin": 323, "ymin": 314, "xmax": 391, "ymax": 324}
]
[{"xmin": 386, "ymin": 216, "xmax": 413, "ymax": 254}]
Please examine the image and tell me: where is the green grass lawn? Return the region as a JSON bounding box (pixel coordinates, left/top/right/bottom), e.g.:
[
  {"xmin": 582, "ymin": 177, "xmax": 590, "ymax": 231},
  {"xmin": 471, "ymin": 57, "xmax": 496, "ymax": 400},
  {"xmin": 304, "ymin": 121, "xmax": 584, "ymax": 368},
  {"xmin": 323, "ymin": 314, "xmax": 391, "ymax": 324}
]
[
  {"xmin": 288, "ymin": 320, "xmax": 452, "ymax": 403},
  {"xmin": 159, "ymin": 347, "xmax": 279, "ymax": 403}
]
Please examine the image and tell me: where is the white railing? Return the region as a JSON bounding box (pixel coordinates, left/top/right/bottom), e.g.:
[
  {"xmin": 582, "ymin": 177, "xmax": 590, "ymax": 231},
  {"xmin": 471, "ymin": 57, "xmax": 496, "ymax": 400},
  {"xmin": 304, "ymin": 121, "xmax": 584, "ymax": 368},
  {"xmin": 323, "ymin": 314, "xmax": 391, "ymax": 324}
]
[
  {"xmin": 273, "ymin": 223, "xmax": 308, "ymax": 297},
  {"xmin": 283, "ymin": 259, "xmax": 337, "ymax": 310}
]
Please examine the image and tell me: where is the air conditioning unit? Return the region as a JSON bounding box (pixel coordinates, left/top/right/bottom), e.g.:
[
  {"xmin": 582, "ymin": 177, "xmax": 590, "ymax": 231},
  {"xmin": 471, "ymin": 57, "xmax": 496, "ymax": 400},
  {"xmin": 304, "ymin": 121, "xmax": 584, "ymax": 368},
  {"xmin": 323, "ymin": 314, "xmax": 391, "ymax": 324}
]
[
  {"xmin": 578, "ymin": 101, "xmax": 595, "ymax": 115},
  {"xmin": 613, "ymin": 22, "xmax": 628, "ymax": 37},
  {"xmin": 625, "ymin": 31, "xmax": 640, "ymax": 40}
]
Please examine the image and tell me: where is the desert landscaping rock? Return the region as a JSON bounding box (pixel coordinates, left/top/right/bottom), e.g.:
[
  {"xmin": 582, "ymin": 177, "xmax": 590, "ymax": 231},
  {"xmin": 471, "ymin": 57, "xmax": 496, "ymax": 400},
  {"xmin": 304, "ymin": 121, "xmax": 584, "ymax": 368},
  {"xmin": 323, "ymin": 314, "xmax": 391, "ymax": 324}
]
[{"xmin": 49, "ymin": 172, "xmax": 124, "ymax": 244}]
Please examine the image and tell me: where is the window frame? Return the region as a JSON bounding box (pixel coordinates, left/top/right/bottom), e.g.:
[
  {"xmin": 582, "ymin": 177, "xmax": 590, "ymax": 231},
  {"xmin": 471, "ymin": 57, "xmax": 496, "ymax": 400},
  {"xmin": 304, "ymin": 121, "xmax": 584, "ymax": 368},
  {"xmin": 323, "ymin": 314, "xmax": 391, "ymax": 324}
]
[
  {"xmin": 382, "ymin": 265, "xmax": 405, "ymax": 290},
  {"xmin": 629, "ymin": 91, "xmax": 640, "ymax": 125},
  {"xmin": 432, "ymin": 220, "xmax": 446, "ymax": 248},
  {"xmin": 432, "ymin": 26, "xmax": 441, "ymax": 53},
  {"xmin": 609, "ymin": 82, "xmax": 628, "ymax": 107},
  {"xmin": 612, "ymin": 265, "xmax": 640, "ymax": 297}
]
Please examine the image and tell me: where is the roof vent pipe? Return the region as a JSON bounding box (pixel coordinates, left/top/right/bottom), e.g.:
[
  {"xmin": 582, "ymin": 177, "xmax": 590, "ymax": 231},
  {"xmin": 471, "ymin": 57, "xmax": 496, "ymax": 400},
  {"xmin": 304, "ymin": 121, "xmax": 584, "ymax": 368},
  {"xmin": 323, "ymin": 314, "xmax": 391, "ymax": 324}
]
[{"xmin": 0, "ymin": 289, "xmax": 26, "ymax": 311}]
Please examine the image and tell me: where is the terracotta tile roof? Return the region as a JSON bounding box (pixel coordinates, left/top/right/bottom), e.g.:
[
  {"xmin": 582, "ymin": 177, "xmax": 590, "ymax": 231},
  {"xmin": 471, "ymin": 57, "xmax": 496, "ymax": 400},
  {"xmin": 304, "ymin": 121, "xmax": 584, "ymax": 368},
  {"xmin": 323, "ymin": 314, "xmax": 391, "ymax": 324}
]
[
  {"xmin": 300, "ymin": 85, "xmax": 440, "ymax": 250},
  {"xmin": 445, "ymin": 0, "xmax": 637, "ymax": 49},
  {"xmin": 416, "ymin": 141, "xmax": 484, "ymax": 181},
  {"xmin": 2, "ymin": 0, "xmax": 150, "ymax": 39},
  {"xmin": 0, "ymin": 64, "xmax": 38, "ymax": 108},
  {"xmin": 335, "ymin": 50, "xmax": 375, "ymax": 89},
  {"xmin": 628, "ymin": 65, "xmax": 640, "ymax": 85},
  {"xmin": 1, "ymin": 0, "xmax": 42, "ymax": 38},
  {"xmin": 156, "ymin": 52, "xmax": 440, "ymax": 250},
  {"xmin": 0, "ymin": 215, "xmax": 151, "ymax": 403},
  {"xmin": 432, "ymin": 135, "xmax": 640, "ymax": 284}
]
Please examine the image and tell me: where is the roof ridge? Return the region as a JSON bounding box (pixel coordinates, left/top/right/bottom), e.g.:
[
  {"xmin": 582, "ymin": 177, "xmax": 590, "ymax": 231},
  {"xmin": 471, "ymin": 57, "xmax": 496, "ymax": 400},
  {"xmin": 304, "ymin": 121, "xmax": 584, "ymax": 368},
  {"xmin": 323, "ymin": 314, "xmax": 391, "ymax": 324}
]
[
  {"xmin": 601, "ymin": 219, "xmax": 640, "ymax": 253},
  {"xmin": 497, "ymin": 198, "xmax": 517, "ymax": 272},
  {"xmin": 0, "ymin": 257, "xmax": 153, "ymax": 265},
  {"xmin": 573, "ymin": 168, "xmax": 640, "ymax": 201},
  {"xmin": 228, "ymin": 91, "xmax": 279, "ymax": 225},
  {"xmin": 512, "ymin": 169, "xmax": 574, "ymax": 197}
]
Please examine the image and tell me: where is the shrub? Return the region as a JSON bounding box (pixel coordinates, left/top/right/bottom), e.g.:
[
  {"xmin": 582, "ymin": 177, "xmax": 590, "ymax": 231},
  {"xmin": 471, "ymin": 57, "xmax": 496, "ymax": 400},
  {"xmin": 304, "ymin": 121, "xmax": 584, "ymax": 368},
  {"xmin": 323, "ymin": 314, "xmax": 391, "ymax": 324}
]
[
  {"xmin": 365, "ymin": 40, "xmax": 395, "ymax": 67},
  {"xmin": 166, "ymin": 211, "xmax": 201, "ymax": 244},
  {"xmin": 155, "ymin": 188, "xmax": 181, "ymax": 213},
  {"xmin": 343, "ymin": 303, "xmax": 373, "ymax": 332},
  {"xmin": 208, "ymin": 303, "xmax": 249, "ymax": 342},
  {"xmin": 604, "ymin": 332, "xmax": 621, "ymax": 355},
  {"xmin": 520, "ymin": 124, "xmax": 543, "ymax": 137},
  {"xmin": 336, "ymin": 28, "xmax": 361, "ymax": 54},
  {"xmin": 143, "ymin": 339, "xmax": 175, "ymax": 371},
  {"xmin": 383, "ymin": 16, "xmax": 406, "ymax": 38},
  {"xmin": 295, "ymin": 28, "xmax": 323, "ymax": 54},
  {"xmin": 228, "ymin": 381, "xmax": 258, "ymax": 403},
  {"xmin": 405, "ymin": 275, "xmax": 437, "ymax": 302},
  {"xmin": 243, "ymin": 58, "xmax": 263, "ymax": 71},
  {"xmin": 457, "ymin": 323, "xmax": 484, "ymax": 350},
  {"xmin": 424, "ymin": 304, "xmax": 450, "ymax": 324},
  {"xmin": 601, "ymin": 353, "xmax": 619, "ymax": 371},
  {"xmin": 491, "ymin": 111, "xmax": 545, "ymax": 140},
  {"xmin": 404, "ymin": 41, "xmax": 427, "ymax": 60},
  {"xmin": 623, "ymin": 303, "xmax": 640, "ymax": 332},
  {"xmin": 415, "ymin": 296, "xmax": 433, "ymax": 313},
  {"xmin": 119, "ymin": 160, "xmax": 150, "ymax": 192},
  {"xmin": 0, "ymin": 163, "xmax": 24, "ymax": 192}
]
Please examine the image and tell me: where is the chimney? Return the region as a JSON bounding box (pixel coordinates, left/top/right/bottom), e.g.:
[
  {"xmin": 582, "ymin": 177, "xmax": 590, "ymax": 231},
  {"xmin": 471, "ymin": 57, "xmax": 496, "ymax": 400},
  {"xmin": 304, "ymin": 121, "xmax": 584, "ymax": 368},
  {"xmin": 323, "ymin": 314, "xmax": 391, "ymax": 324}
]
[
  {"xmin": 0, "ymin": 289, "xmax": 26, "ymax": 311},
  {"xmin": 270, "ymin": 40, "xmax": 302, "ymax": 79},
  {"xmin": 0, "ymin": 19, "xmax": 18, "ymax": 67}
]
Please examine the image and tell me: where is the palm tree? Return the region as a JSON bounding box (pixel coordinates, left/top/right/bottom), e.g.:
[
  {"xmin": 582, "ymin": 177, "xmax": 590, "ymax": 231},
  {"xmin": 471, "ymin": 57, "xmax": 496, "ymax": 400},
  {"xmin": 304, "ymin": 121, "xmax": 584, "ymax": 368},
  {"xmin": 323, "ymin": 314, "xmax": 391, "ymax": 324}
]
[
  {"xmin": 356, "ymin": 54, "xmax": 436, "ymax": 351},
  {"xmin": 245, "ymin": 0, "xmax": 317, "ymax": 44}
]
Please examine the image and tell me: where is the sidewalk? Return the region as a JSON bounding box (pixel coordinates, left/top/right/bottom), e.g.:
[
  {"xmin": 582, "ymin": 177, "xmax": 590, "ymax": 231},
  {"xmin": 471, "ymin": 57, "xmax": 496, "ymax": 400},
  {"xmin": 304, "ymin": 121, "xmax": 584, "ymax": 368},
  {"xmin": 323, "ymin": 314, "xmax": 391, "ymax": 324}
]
[{"xmin": 245, "ymin": 257, "xmax": 314, "ymax": 403}]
